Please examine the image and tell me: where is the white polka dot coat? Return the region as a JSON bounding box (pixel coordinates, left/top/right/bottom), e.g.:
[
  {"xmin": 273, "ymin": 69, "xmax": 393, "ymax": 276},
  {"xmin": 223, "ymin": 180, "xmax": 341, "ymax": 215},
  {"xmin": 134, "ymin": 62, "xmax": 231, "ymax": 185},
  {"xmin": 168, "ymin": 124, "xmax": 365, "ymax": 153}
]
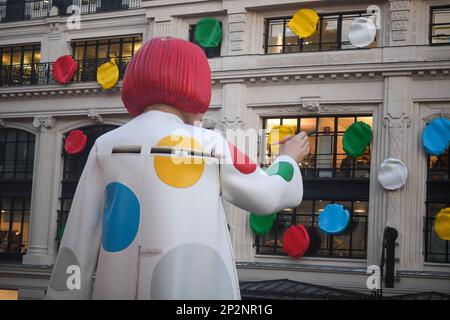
[{"xmin": 46, "ymin": 110, "xmax": 304, "ymax": 299}]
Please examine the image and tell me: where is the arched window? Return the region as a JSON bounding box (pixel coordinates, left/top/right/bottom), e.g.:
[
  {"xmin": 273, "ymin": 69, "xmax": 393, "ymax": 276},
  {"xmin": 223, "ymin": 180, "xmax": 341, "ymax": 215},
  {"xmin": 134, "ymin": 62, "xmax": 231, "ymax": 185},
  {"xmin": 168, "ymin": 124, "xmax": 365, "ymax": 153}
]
[
  {"xmin": 57, "ymin": 125, "xmax": 118, "ymax": 245},
  {"xmin": 0, "ymin": 128, "xmax": 35, "ymax": 261}
]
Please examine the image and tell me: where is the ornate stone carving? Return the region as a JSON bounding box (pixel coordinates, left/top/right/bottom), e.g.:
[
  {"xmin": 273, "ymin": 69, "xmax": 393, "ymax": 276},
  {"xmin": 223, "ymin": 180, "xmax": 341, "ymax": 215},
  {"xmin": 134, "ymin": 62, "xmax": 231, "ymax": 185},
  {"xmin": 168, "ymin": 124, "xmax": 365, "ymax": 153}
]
[
  {"xmin": 383, "ymin": 113, "xmax": 411, "ymax": 159},
  {"xmin": 389, "ymin": 0, "xmax": 410, "ymax": 42},
  {"xmin": 228, "ymin": 13, "xmax": 246, "ymax": 53},
  {"xmin": 33, "ymin": 116, "xmax": 56, "ymax": 129},
  {"xmin": 390, "ymin": 0, "xmax": 410, "ymax": 10},
  {"xmin": 202, "ymin": 118, "xmax": 217, "ymax": 129},
  {"xmin": 392, "ymin": 20, "xmax": 408, "ymax": 31},
  {"xmin": 278, "ymin": 104, "xmax": 352, "ymax": 115},
  {"xmin": 423, "ymin": 112, "xmax": 450, "ymax": 123},
  {"xmin": 221, "ymin": 116, "xmax": 245, "ymax": 130},
  {"xmin": 88, "ymin": 109, "xmax": 104, "ymax": 123}
]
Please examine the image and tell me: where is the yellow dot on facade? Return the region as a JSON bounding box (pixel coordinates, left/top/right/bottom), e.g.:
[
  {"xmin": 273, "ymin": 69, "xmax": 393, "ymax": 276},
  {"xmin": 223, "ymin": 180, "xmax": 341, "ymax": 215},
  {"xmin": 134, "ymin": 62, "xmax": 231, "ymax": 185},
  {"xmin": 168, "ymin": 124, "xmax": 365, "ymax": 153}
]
[
  {"xmin": 154, "ymin": 135, "xmax": 205, "ymax": 188},
  {"xmin": 288, "ymin": 9, "xmax": 319, "ymax": 39}
]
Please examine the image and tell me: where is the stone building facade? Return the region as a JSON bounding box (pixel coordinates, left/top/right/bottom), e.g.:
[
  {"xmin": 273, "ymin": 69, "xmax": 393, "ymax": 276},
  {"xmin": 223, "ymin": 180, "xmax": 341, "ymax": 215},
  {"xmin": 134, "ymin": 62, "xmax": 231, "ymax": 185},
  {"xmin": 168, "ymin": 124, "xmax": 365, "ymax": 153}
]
[{"xmin": 0, "ymin": 0, "xmax": 449, "ymax": 299}]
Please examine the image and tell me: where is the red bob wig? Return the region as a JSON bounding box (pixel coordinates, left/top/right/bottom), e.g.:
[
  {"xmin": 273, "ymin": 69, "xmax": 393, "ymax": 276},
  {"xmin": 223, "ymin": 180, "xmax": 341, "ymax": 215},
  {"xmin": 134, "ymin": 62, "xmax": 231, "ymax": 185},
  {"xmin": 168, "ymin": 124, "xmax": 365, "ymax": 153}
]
[{"xmin": 121, "ymin": 37, "xmax": 211, "ymax": 116}]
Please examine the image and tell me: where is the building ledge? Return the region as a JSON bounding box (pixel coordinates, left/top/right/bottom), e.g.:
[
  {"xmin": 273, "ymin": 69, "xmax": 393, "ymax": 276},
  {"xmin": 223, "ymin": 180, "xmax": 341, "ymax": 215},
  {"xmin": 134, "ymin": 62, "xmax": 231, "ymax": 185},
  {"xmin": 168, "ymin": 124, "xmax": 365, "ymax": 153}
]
[{"xmin": 236, "ymin": 261, "xmax": 367, "ymax": 275}]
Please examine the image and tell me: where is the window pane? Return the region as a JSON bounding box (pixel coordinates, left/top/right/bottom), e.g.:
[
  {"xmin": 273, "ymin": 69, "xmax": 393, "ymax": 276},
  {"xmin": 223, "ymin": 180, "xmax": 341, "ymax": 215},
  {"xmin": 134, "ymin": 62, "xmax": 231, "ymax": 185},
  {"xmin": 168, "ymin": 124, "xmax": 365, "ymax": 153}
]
[
  {"xmin": 0, "ymin": 209, "xmax": 10, "ymax": 253},
  {"xmin": 302, "ymin": 18, "xmax": 321, "ymax": 52},
  {"xmin": 23, "ymin": 50, "xmax": 33, "ymax": 65},
  {"xmin": 433, "ymin": 9, "xmax": 450, "ymax": 24},
  {"xmin": 133, "ymin": 41, "xmax": 142, "ymax": 54},
  {"xmin": 432, "ymin": 24, "xmax": 450, "ymax": 44},
  {"xmin": 281, "ymin": 118, "xmax": 298, "ymax": 132},
  {"xmin": 318, "ymin": 117, "xmax": 335, "ymax": 132},
  {"xmin": 427, "ymin": 203, "xmax": 449, "ymax": 262},
  {"xmin": 74, "ymin": 46, "xmax": 85, "ymax": 60},
  {"xmin": 338, "ymin": 117, "xmax": 355, "ymax": 132},
  {"xmin": 285, "ymin": 24, "xmax": 298, "ymax": 45},
  {"xmin": 267, "ymin": 46, "xmax": 283, "ymax": 54},
  {"xmin": 97, "ymin": 44, "xmax": 108, "ymax": 59},
  {"xmin": 12, "ymin": 50, "xmax": 21, "ymax": 65},
  {"xmin": 85, "ymin": 45, "xmax": 96, "ymax": 60},
  {"xmin": 321, "ymin": 16, "xmax": 338, "ymax": 50},
  {"xmin": 284, "ymin": 45, "xmax": 300, "ymax": 53},
  {"xmin": 2, "ymin": 49, "xmax": 11, "ymax": 65},
  {"xmin": 341, "ymin": 16, "xmax": 355, "ymax": 49},
  {"xmin": 122, "ymin": 42, "xmax": 133, "ymax": 57},
  {"xmin": 429, "ymin": 153, "xmax": 449, "ymax": 180},
  {"xmin": 266, "ymin": 118, "xmax": 281, "ymax": 133},
  {"xmin": 300, "ymin": 118, "xmax": 316, "ymax": 133},
  {"xmin": 357, "ymin": 116, "xmax": 373, "ymax": 127},
  {"xmin": 268, "ymin": 20, "xmax": 284, "ymax": 47},
  {"xmin": 109, "ymin": 42, "xmax": 120, "ymax": 58}
]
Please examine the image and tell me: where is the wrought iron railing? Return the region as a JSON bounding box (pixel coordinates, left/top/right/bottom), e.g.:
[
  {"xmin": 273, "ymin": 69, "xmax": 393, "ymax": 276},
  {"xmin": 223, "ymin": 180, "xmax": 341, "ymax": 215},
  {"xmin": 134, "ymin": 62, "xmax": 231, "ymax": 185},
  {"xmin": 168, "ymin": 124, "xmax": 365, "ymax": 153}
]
[
  {"xmin": 0, "ymin": 56, "xmax": 132, "ymax": 87},
  {"xmin": 65, "ymin": 0, "xmax": 141, "ymax": 15},
  {"xmin": 0, "ymin": 0, "xmax": 52, "ymax": 23},
  {"xmin": 0, "ymin": 0, "xmax": 141, "ymax": 23}
]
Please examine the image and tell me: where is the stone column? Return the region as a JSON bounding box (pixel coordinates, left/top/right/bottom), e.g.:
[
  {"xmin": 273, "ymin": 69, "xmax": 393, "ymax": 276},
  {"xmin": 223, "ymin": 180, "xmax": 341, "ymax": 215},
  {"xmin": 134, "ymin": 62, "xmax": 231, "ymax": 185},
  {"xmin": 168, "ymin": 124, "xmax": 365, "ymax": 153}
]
[
  {"xmin": 381, "ymin": 74, "xmax": 413, "ymax": 271},
  {"xmin": 23, "ymin": 116, "xmax": 57, "ymax": 266},
  {"xmin": 219, "ymin": 81, "xmax": 255, "ymax": 262}
]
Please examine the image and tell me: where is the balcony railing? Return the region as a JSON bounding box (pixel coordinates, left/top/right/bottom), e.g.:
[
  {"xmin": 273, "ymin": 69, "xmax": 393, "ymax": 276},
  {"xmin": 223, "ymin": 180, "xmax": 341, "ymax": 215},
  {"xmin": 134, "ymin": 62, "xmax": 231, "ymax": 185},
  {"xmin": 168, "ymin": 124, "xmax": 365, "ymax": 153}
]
[
  {"xmin": 0, "ymin": 0, "xmax": 141, "ymax": 23},
  {"xmin": 0, "ymin": 56, "xmax": 132, "ymax": 87}
]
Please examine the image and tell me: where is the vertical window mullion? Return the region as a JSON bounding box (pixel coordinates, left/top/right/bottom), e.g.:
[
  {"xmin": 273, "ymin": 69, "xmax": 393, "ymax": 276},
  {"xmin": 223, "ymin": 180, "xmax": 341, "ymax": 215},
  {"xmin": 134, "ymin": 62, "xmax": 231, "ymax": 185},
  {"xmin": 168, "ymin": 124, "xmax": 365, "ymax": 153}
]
[
  {"xmin": 332, "ymin": 116, "xmax": 338, "ymax": 177},
  {"xmin": 7, "ymin": 198, "xmax": 14, "ymax": 253},
  {"xmin": 349, "ymin": 201, "xmax": 354, "ymax": 257},
  {"xmin": 12, "ymin": 129, "xmax": 19, "ymax": 179},
  {"xmin": 319, "ymin": 16, "xmax": 323, "ymax": 51},
  {"xmin": 314, "ymin": 118, "xmax": 319, "ymax": 176},
  {"xmin": 282, "ymin": 19, "xmax": 287, "ymax": 54},
  {"xmin": 19, "ymin": 196, "xmax": 26, "ymax": 254}
]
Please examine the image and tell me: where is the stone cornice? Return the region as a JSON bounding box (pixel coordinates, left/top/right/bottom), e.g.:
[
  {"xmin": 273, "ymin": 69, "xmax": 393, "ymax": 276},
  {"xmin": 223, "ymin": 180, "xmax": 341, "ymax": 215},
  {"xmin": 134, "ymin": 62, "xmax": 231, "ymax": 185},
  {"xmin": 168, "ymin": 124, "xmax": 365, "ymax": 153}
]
[{"xmin": 0, "ymin": 64, "xmax": 448, "ymax": 99}]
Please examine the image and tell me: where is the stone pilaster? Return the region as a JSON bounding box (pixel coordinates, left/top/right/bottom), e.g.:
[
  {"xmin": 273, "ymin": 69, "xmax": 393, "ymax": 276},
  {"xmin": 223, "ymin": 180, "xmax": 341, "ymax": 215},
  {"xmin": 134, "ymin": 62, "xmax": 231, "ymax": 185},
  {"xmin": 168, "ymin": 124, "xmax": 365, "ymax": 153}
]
[
  {"xmin": 22, "ymin": 116, "xmax": 58, "ymax": 266},
  {"xmin": 382, "ymin": 74, "xmax": 413, "ymax": 270},
  {"xmin": 227, "ymin": 12, "xmax": 247, "ymax": 55},
  {"xmin": 389, "ymin": 0, "xmax": 411, "ymax": 44}
]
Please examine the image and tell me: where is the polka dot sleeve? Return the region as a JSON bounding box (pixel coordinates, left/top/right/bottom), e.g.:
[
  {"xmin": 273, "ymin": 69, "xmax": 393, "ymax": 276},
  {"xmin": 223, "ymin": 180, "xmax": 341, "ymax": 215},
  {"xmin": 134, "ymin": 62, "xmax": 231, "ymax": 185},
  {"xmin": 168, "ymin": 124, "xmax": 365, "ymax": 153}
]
[{"xmin": 220, "ymin": 138, "xmax": 304, "ymax": 215}]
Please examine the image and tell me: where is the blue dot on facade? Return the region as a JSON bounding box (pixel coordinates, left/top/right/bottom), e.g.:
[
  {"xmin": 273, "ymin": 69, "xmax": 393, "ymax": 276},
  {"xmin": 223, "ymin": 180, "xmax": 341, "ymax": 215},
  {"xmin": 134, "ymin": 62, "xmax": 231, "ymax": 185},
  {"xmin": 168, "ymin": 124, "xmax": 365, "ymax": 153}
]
[
  {"xmin": 318, "ymin": 203, "xmax": 350, "ymax": 235},
  {"xmin": 102, "ymin": 182, "xmax": 140, "ymax": 252}
]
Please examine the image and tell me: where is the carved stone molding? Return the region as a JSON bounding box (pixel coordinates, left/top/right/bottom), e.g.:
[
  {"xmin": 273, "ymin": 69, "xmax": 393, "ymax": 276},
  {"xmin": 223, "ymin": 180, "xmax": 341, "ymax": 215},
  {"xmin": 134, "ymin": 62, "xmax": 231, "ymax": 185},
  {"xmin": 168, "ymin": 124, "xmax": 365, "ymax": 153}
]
[
  {"xmin": 423, "ymin": 111, "xmax": 450, "ymax": 123},
  {"xmin": 280, "ymin": 103, "xmax": 353, "ymax": 115},
  {"xmin": 33, "ymin": 116, "xmax": 56, "ymax": 129},
  {"xmin": 202, "ymin": 118, "xmax": 217, "ymax": 129},
  {"xmin": 221, "ymin": 116, "xmax": 245, "ymax": 130},
  {"xmin": 88, "ymin": 109, "xmax": 104, "ymax": 123},
  {"xmin": 389, "ymin": 0, "xmax": 410, "ymax": 42},
  {"xmin": 228, "ymin": 13, "xmax": 246, "ymax": 53},
  {"xmin": 383, "ymin": 113, "xmax": 411, "ymax": 159}
]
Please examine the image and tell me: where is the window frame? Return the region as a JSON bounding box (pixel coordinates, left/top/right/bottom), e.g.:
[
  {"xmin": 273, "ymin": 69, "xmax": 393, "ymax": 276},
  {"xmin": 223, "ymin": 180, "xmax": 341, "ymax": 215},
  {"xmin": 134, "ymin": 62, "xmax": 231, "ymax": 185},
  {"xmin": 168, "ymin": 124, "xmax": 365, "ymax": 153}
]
[
  {"xmin": 424, "ymin": 151, "xmax": 450, "ymax": 263},
  {"xmin": 264, "ymin": 11, "xmax": 377, "ymax": 54},
  {"xmin": 71, "ymin": 34, "xmax": 142, "ymax": 82},
  {"xmin": 255, "ymin": 199, "xmax": 369, "ymax": 259},
  {"xmin": 429, "ymin": 5, "xmax": 450, "ymax": 46},
  {"xmin": 0, "ymin": 128, "xmax": 35, "ymax": 261},
  {"xmin": 188, "ymin": 23, "xmax": 222, "ymax": 59},
  {"xmin": 0, "ymin": 43, "xmax": 41, "ymax": 86},
  {"xmin": 255, "ymin": 114, "xmax": 372, "ymax": 259}
]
